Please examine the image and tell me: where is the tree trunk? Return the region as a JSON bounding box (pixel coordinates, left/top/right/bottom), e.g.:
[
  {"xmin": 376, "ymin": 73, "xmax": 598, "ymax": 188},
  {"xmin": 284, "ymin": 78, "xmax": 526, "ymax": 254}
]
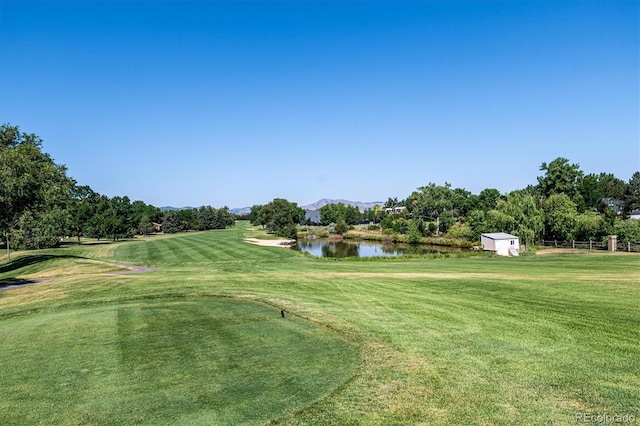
[{"xmin": 6, "ymin": 234, "xmax": 10, "ymax": 261}]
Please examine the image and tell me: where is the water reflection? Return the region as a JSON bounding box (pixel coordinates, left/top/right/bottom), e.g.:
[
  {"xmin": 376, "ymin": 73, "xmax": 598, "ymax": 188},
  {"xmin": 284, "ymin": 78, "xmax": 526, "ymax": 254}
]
[{"xmin": 294, "ymin": 239, "xmax": 459, "ymax": 258}]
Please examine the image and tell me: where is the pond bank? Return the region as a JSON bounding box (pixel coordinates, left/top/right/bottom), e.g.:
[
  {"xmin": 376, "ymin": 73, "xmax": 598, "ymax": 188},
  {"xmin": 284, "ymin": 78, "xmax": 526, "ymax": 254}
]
[
  {"xmin": 294, "ymin": 238, "xmax": 469, "ymax": 258},
  {"xmin": 300, "ymin": 230, "xmax": 476, "ymax": 248}
]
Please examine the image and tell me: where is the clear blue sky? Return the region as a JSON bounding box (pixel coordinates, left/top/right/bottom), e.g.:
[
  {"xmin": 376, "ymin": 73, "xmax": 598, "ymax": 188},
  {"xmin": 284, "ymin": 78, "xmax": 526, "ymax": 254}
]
[{"xmin": 1, "ymin": 1, "xmax": 638, "ymax": 208}]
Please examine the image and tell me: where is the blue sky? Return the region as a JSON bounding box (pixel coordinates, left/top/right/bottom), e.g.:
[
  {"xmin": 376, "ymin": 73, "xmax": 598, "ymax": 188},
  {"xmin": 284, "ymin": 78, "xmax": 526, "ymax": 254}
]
[{"xmin": 1, "ymin": 1, "xmax": 638, "ymax": 208}]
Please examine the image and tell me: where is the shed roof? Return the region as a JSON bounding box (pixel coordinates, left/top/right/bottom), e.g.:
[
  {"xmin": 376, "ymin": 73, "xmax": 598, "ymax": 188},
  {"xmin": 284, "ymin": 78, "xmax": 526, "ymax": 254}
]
[{"xmin": 481, "ymin": 232, "xmax": 519, "ymax": 240}]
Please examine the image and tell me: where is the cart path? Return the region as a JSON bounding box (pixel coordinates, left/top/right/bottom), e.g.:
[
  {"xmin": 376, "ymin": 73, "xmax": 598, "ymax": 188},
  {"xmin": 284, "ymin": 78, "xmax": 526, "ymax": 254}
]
[
  {"xmin": 0, "ymin": 261, "xmax": 156, "ymax": 291},
  {"xmin": 106, "ymin": 262, "xmax": 156, "ymax": 274},
  {"xmin": 0, "ymin": 277, "xmax": 56, "ymax": 292}
]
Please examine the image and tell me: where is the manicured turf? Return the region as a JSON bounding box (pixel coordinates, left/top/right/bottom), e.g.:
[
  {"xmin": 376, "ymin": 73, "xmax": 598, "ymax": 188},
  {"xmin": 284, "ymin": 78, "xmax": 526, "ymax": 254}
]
[
  {"xmin": 1, "ymin": 222, "xmax": 639, "ymax": 424},
  {"xmin": 0, "ymin": 298, "xmax": 356, "ymax": 425}
]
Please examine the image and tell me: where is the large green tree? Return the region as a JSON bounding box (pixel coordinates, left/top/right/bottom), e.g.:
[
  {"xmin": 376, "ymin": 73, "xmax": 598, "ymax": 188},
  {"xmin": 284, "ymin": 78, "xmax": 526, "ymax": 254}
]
[
  {"xmin": 249, "ymin": 205, "xmax": 266, "ymax": 228},
  {"xmin": 485, "ymin": 191, "xmax": 544, "ymax": 246},
  {"xmin": 597, "ymin": 173, "xmax": 626, "ymax": 200},
  {"xmin": 476, "ymin": 188, "xmax": 502, "ymax": 212},
  {"xmin": 260, "ymin": 198, "xmax": 305, "ymax": 239},
  {"xmin": 69, "ymin": 185, "xmax": 98, "ymax": 244},
  {"xmin": 162, "ymin": 211, "xmax": 181, "ymax": 234},
  {"xmin": 543, "ymin": 193, "xmax": 577, "ymax": 241},
  {"xmin": 213, "ymin": 207, "xmax": 235, "ymax": 229},
  {"xmin": 537, "ymin": 157, "xmax": 583, "ymax": 201},
  {"xmin": 320, "ymin": 203, "xmax": 361, "ymax": 226},
  {"xmin": 408, "ymin": 183, "xmax": 457, "ymax": 235},
  {"xmin": 0, "ymin": 124, "xmax": 72, "ymax": 258},
  {"xmin": 579, "ymin": 174, "xmax": 603, "ymax": 211},
  {"xmin": 624, "ymin": 171, "xmax": 640, "ymax": 213}
]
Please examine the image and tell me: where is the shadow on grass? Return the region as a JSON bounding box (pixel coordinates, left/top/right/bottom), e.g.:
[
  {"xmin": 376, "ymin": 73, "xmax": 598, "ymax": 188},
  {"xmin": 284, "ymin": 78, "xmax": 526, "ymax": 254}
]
[
  {"xmin": 0, "ymin": 254, "xmax": 84, "ymax": 274},
  {"xmin": 57, "ymin": 234, "xmax": 161, "ymax": 248},
  {"xmin": 0, "ymin": 278, "xmax": 51, "ymax": 291}
]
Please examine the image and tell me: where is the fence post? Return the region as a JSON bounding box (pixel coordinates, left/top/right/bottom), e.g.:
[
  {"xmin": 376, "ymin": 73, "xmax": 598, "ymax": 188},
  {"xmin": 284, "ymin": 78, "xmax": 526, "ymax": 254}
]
[
  {"xmin": 629, "ymin": 242, "xmax": 631, "ymax": 252},
  {"xmin": 589, "ymin": 241, "xmax": 592, "ymax": 250},
  {"xmin": 572, "ymin": 240, "xmax": 575, "ymax": 249},
  {"xmin": 554, "ymin": 240, "xmax": 557, "ymax": 247}
]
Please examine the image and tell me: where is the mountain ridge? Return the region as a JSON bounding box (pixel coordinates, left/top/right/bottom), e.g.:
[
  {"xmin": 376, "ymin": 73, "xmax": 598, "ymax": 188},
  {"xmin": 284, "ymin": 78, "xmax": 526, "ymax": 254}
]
[
  {"xmin": 299, "ymin": 198, "xmax": 384, "ymax": 212},
  {"xmin": 163, "ymin": 199, "xmax": 385, "ymax": 215}
]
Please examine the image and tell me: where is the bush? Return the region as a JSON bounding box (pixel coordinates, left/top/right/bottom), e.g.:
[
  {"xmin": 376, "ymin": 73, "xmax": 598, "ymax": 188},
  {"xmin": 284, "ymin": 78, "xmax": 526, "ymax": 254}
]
[
  {"xmin": 279, "ymin": 224, "xmax": 298, "ymax": 239},
  {"xmin": 446, "ymin": 223, "xmax": 475, "ymax": 240},
  {"xmin": 406, "ymin": 220, "xmax": 423, "ymax": 244},
  {"xmin": 368, "ymin": 224, "xmax": 380, "ymax": 231},
  {"xmin": 613, "ymin": 219, "xmax": 640, "ymax": 243},
  {"xmin": 334, "ymin": 218, "xmax": 349, "ymax": 235},
  {"xmin": 393, "ymin": 218, "xmax": 408, "ymax": 234}
]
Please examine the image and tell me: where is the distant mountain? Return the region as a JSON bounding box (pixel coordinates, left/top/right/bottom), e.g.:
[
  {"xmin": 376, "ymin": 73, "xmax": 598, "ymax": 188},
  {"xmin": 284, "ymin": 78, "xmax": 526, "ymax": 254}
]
[
  {"xmin": 300, "ymin": 199, "xmax": 384, "ymax": 213},
  {"xmin": 159, "ymin": 206, "xmax": 195, "ymax": 211},
  {"xmin": 230, "ymin": 207, "xmax": 252, "ymax": 215},
  {"xmin": 163, "ymin": 200, "xmax": 383, "ymax": 216}
]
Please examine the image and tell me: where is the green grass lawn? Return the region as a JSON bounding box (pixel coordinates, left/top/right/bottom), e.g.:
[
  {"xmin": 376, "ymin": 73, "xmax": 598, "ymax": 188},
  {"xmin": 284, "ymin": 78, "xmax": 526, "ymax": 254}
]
[
  {"xmin": 1, "ymin": 222, "xmax": 639, "ymax": 425},
  {"xmin": 0, "ymin": 298, "xmax": 355, "ymax": 425}
]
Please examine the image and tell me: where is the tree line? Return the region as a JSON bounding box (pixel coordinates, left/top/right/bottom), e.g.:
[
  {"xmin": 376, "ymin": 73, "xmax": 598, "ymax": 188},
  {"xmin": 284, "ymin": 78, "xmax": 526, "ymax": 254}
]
[
  {"xmin": 3, "ymin": 123, "xmax": 639, "ymax": 252},
  {"xmin": 0, "ymin": 124, "xmax": 235, "ymax": 258},
  {"xmin": 162, "ymin": 206, "xmax": 235, "ymax": 234},
  {"xmin": 250, "ymin": 157, "xmax": 640, "ymax": 245}
]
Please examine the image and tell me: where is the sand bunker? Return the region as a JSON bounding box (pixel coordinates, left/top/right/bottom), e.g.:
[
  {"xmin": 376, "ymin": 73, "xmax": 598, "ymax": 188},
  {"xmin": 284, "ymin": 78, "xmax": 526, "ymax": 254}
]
[{"xmin": 244, "ymin": 238, "xmax": 296, "ymax": 248}]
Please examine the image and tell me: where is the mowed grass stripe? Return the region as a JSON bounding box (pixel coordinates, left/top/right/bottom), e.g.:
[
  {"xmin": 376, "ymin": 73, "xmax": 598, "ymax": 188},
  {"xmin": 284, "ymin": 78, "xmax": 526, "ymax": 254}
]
[
  {"xmin": 163, "ymin": 234, "xmax": 221, "ymax": 263},
  {"xmin": 0, "ymin": 298, "xmax": 357, "ymax": 425},
  {"xmin": 162, "ymin": 232, "xmax": 254, "ymax": 263},
  {"xmin": 114, "ymin": 230, "xmax": 296, "ymax": 266},
  {"xmin": 116, "ymin": 237, "xmax": 198, "ymax": 265},
  {"xmin": 246, "ymin": 273, "xmax": 640, "ymax": 422},
  {"xmin": 2, "ymin": 224, "xmax": 639, "ymax": 424}
]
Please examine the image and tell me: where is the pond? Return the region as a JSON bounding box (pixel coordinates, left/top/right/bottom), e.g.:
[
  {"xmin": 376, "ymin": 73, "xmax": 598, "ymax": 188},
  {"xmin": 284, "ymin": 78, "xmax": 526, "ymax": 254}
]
[{"xmin": 293, "ymin": 239, "xmax": 463, "ymax": 258}]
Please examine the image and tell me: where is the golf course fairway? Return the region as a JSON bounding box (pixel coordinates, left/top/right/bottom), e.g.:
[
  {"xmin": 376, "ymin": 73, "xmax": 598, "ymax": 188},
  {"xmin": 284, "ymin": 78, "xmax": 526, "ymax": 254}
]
[{"xmin": 0, "ymin": 222, "xmax": 638, "ymax": 424}]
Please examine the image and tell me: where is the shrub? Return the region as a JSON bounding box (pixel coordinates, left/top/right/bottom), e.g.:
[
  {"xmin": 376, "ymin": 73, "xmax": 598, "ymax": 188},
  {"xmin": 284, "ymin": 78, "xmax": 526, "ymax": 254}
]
[
  {"xmin": 406, "ymin": 220, "xmax": 423, "ymax": 244},
  {"xmin": 614, "ymin": 219, "xmax": 640, "ymax": 243},
  {"xmin": 446, "ymin": 223, "xmax": 475, "ymax": 240},
  {"xmin": 334, "ymin": 218, "xmax": 349, "ymax": 235}
]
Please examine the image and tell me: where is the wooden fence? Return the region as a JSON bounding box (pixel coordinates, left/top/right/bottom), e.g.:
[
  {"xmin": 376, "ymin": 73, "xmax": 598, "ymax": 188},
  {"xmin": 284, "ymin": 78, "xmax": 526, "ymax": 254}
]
[{"xmin": 541, "ymin": 240, "xmax": 640, "ymax": 252}]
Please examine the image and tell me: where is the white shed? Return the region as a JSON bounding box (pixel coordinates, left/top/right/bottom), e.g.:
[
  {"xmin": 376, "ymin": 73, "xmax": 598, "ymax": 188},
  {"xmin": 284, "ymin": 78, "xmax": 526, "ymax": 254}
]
[{"xmin": 481, "ymin": 233, "xmax": 519, "ymax": 257}]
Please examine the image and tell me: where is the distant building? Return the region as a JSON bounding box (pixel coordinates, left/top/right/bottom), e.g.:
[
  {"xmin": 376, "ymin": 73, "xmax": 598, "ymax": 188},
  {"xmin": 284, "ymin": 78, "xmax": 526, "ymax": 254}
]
[
  {"xmin": 630, "ymin": 210, "xmax": 640, "ymax": 220},
  {"xmin": 384, "ymin": 206, "xmax": 407, "ymax": 215},
  {"xmin": 304, "ymin": 210, "xmax": 321, "ymax": 225},
  {"xmin": 602, "ymin": 198, "xmax": 625, "ymax": 216},
  {"xmin": 153, "ymin": 222, "xmax": 163, "ymax": 232},
  {"xmin": 481, "ymin": 233, "xmax": 519, "ymax": 257}
]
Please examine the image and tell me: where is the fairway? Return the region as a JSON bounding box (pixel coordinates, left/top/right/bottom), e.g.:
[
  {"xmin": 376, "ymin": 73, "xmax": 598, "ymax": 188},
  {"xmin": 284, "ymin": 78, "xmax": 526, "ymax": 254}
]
[{"xmin": 1, "ymin": 222, "xmax": 639, "ymax": 425}]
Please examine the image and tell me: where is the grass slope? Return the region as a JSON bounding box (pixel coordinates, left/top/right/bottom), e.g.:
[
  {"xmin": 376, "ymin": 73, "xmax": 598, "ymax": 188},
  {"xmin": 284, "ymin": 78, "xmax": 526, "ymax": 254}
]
[{"xmin": 1, "ymin": 222, "xmax": 639, "ymax": 425}]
